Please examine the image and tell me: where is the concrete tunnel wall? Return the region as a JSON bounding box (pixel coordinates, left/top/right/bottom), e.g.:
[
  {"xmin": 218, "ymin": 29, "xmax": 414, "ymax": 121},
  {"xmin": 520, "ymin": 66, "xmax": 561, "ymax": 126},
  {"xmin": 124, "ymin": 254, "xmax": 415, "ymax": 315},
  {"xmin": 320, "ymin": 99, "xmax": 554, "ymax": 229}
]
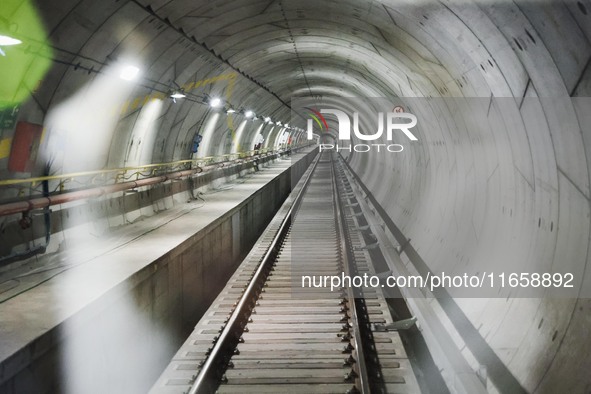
[
  {"xmin": 346, "ymin": 96, "xmax": 591, "ymax": 393},
  {"xmin": 1, "ymin": 0, "xmax": 591, "ymax": 393}
]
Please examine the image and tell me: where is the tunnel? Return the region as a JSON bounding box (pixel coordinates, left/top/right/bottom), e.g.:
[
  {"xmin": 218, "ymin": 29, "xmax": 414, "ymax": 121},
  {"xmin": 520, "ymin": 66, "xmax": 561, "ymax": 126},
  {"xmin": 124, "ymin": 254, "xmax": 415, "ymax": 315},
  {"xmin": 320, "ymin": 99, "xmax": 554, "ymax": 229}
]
[{"xmin": 0, "ymin": 0, "xmax": 590, "ymax": 393}]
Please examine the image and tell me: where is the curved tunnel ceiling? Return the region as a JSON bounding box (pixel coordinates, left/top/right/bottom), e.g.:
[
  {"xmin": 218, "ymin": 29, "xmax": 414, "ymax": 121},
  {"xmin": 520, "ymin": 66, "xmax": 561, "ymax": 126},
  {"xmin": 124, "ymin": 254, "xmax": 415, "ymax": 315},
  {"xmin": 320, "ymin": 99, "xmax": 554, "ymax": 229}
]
[{"xmin": 2, "ymin": 0, "xmax": 591, "ymax": 393}]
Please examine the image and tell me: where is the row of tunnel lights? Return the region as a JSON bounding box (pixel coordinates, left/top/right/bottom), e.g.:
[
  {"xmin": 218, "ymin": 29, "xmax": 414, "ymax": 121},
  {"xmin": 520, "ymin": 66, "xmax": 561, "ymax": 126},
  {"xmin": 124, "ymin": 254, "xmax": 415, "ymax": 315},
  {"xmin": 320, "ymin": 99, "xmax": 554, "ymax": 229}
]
[
  {"xmin": 0, "ymin": 33, "xmax": 303, "ymax": 132},
  {"xmin": 120, "ymin": 64, "xmax": 304, "ymax": 132}
]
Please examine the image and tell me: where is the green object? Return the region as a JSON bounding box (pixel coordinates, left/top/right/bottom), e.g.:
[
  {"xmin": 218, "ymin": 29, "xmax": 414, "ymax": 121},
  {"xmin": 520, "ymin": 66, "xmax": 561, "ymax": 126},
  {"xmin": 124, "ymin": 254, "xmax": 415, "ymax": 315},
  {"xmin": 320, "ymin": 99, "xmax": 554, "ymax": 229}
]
[{"xmin": 0, "ymin": 0, "xmax": 52, "ymax": 109}]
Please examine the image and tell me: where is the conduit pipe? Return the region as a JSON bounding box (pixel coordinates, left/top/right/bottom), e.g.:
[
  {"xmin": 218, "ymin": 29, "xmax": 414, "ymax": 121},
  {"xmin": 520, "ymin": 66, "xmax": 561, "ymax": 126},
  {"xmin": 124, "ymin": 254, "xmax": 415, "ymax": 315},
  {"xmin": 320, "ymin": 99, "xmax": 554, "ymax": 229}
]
[{"xmin": 0, "ymin": 152, "xmax": 280, "ymax": 217}]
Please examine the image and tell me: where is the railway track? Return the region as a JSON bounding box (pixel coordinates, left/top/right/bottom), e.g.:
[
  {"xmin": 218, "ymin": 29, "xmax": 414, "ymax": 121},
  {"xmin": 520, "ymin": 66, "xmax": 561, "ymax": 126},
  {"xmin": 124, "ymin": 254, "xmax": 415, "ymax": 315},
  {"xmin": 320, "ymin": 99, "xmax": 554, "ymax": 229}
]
[{"xmin": 151, "ymin": 152, "xmax": 420, "ymax": 394}]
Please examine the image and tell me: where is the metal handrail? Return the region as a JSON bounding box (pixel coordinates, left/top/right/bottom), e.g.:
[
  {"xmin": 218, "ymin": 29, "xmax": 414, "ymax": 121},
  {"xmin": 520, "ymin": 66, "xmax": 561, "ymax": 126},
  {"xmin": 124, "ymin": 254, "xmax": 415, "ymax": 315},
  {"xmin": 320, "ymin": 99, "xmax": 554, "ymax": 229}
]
[
  {"xmin": 0, "ymin": 147, "xmax": 278, "ymax": 187},
  {"xmin": 0, "ymin": 145, "xmax": 312, "ymax": 217}
]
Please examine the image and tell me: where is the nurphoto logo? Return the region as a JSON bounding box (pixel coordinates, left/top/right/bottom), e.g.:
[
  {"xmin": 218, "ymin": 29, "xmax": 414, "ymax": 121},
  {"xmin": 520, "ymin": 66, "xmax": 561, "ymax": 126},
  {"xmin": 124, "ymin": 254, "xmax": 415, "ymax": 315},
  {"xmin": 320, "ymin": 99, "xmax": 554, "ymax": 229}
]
[{"xmin": 305, "ymin": 106, "xmax": 418, "ymax": 153}]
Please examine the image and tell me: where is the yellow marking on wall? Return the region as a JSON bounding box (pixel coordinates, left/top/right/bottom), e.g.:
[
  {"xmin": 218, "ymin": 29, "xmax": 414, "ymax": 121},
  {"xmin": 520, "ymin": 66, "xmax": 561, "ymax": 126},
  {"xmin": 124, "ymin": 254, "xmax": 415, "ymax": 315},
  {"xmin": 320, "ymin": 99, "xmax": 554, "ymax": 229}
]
[
  {"xmin": 120, "ymin": 101, "xmax": 130, "ymax": 114},
  {"xmin": 225, "ymin": 74, "xmax": 238, "ymax": 143},
  {"xmin": 130, "ymin": 97, "xmax": 142, "ymax": 112},
  {"xmin": 40, "ymin": 127, "xmax": 47, "ymax": 144},
  {"xmin": 120, "ymin": 72, "xmax": 238, "ymax": 115},
  {"xmin": 119, "ymin": 72, "xmax": 243, "ymax": 152},
  {"xmin": 219, "ymin": 73, "xmax": 240, "ymax": 150},
  {"xmin": 0, "ymin": 137, "xmax": 12, "ymax": 159}
]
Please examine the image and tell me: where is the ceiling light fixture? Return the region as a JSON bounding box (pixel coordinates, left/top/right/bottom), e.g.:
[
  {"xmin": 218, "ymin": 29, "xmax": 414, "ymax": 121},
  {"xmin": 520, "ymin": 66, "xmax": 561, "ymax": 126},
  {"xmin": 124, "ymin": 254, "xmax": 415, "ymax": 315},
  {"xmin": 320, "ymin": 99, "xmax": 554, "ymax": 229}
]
[
  {"xmin": 0, "ymin": 34, "xmax": 23, "ymax": 56},
  {"xmin": 245, "ymin": 110, "xmax": 254, "ymax": 118},
  {"xmin": 209, "ymin": 97, "xmax": 222, "ymax": 108},
  {"xmin": 226, "ymin": 108, "xmax": 236, "ymax": 114},
  {"xmin": 170, "ymin": 92, "xmax": 186, "ymax": 99},
  {"xmin": 120, "ymin": 65, "xmax": 139, "ymax": 81},
  {"xmin": 170, "ymin": 91, "xmax": 186, "ymax": 103},
  {"xmin": 0, "ymin": 35, "xmax": 22, "ymax": 46}
]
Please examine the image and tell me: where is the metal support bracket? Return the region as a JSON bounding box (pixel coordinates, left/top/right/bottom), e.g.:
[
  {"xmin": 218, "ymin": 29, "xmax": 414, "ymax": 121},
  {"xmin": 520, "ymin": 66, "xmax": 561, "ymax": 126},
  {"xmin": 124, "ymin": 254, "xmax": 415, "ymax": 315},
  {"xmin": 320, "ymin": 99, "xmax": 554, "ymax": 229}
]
[
  {"xmin": 373, "ymin": 317, "xmax": 417, "ymax": 331},
  {"xmin": 354, "ymin": 242, "xmax": 379, "ymax": 251}
]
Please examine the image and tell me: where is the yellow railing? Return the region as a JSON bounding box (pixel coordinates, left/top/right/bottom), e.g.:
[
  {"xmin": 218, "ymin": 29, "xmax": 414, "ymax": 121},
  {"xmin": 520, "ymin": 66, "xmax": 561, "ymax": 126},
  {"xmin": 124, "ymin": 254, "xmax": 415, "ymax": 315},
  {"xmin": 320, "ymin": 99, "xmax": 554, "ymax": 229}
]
[{"xmin": 0, "ymin": 147, "xmax": 276, "ymax": 189}]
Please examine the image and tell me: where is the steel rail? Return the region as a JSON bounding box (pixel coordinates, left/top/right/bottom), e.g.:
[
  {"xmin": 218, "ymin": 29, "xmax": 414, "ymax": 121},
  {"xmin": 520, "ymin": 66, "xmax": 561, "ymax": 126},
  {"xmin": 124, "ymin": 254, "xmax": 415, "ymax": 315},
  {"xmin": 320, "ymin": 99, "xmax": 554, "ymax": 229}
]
[
  {"xmin": 330, "ymin": 153, "xmax": 371, "ymax": 394},
  {"xmin": 188, "ymin": 151, "xmax": 321, "ymax": 394}
]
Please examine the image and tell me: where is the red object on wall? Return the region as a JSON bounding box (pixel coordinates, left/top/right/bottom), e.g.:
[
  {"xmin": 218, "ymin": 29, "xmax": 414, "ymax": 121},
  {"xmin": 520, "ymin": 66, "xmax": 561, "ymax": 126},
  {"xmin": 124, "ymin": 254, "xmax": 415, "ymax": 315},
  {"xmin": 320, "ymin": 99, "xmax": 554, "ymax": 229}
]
[{"xmin": 8, "ymin": 121, "xmax": 44, "ymax": 173}]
